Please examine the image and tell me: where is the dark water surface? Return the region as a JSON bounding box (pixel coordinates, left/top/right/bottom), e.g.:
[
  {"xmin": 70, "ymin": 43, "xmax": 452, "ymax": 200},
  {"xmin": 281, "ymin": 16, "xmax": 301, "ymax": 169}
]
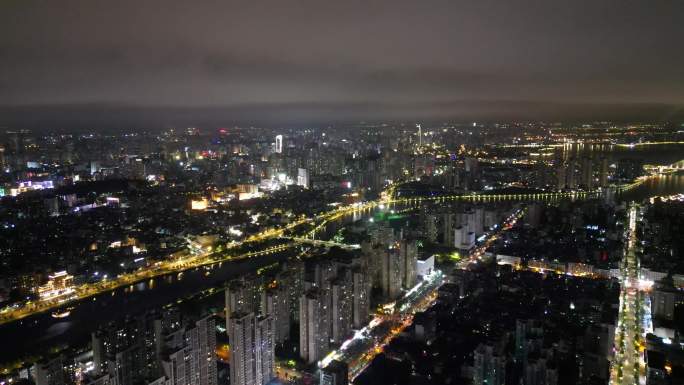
[{"xmin": 0, "ymin": 252, "xmax": 292, "ymax": 364}]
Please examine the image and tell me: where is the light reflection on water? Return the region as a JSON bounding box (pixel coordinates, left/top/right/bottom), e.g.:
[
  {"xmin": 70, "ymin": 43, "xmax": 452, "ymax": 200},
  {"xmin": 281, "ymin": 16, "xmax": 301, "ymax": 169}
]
[
  {"xmin": 558, "ymin": 143, "xmax": 684, "ymax": 166},
  {"xmin": 619, "ymin": 172, "xmax": 684, "ymax": 202},
  {"xmin": 557, "ymin": 143, "xmax": 684, "ymax": 202},
  {"xmin": 39, "ymin": 321, "xmax": 73, "ymax": 341}
]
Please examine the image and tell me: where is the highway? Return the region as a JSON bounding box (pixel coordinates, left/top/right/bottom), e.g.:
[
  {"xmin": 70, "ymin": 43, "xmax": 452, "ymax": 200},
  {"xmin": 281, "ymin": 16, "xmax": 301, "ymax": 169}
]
[
  {"xmin": 317, "ymin": 269, "xmax": 444, "ymax": 382},
  {"xmin": 610, "ymin": 205, "xmax": 646, "ymax": 385},
  {"xmin": 317, "ymin": 206, "xmax": 525, "ymax": 382}
]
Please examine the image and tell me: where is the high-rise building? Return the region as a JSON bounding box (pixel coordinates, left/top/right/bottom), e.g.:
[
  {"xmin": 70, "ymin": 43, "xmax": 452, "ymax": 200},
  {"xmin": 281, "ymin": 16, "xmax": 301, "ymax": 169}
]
[
  {"xmin": 157, "ymin": 316, "xmax": 217, "ymax": 385},
  {"xmin": 162, "ymin": 345, "xmax": 195, "ymax": 385},
  {"xmin": 465, "ymin": 207, "xmax": 485, "ymax": 237},
  {"xmin": 91, "ymin": 332, "xmax": 105, "ymax": 376},
  {"xmin": 399, "ymin": 239, "xmax": 417, "ymax": 289},
  {"xmin": 515, "ymin": 319, "xmax": 543, "ymax": 363},
  {"xmin": 351, "ymin": 267, "xmax": 370, "ymax": 329},
  {"xmin": 652, "ymin": 277, "xmax": 680, "ymax": 321},
  {"xmin": 454, "ymin": 226, "xmax": 475, "ymax": 252},
  {"xmin": 228, "ymin": 312, "xmax": 276, "ymax": 385},
  {"xmin": 297, "ymin": 168, "xmax": 309, "ymax": 189},
  {"xmin": 381, "ymin": 245, "xmax": 403, "ymax": 300},
  {"xmin": 32, "ymin": 355, "xmax": 65, "ymax": 385},
  {"xmin": 442, "ymin": 213, "xmax": 455, "ymax": 246},
  {"xmin": 320, "ymin": 360, "xmax": 349, "ymax": 385},
  {"xmin": 0, "ymin": 145, "xmax": 5, "ymax": 171},
  {"xmin": 91, "ymin": 315, "xmax": 157, "ymax": 385},
  {"xmin": 616, "ymin": 158, "xmax": 644, "ymax": 181},
  {"xmin": 228, "ymin": 313, "xmax": 255, "ymax": 385},
  {"xmin": 313, "ymin": 260, "xmax": 337, "ymax": 288},
  {"xmin": 108, "ymin": 345, "xmax": 140, "ymax": 385},
  {"xmin": 443, "ymin": 166, "xmax": 461, "ymax": 190},
  {"xmin": 44, "ymin": 197, "xmax": 60, "ymax": 217},
  {"xmin": 254, "ymin": 315, "xmax": 276, "ymax": 385},
  {"xmin": 422, "ymin": 212, "xmax": 439, "ymax": 242},
  {"xmin": 599, "ymin": 157, "xmax": 609, "ymax": 187},
  {"xmin": 299, "ymin": 288, "xmax": 331, "ymax": 363},
  {"xmin": 524, "ymin": 358, "xmax": 558, "ymax": 385},
  {"xmin": 278, "ymin": 261, "xmax": 304, "ymax": 322},
  {"xmin": 416, "ymin": 124, "xmax": 422, "ymax": 148},
  {"xmin": 472, "ymin": 344, "xmax": 506, "ymax": 385},
  {"xmin": 464, "ymin": 157, "xmax": 481, "ymax": 190},
  {"xmin": 275, "ymin": 135, "xmax": 283, "ymax": 154},
  {"xmin": 225, "ymin": 279, "xmax": 260, "ymax": 330},
  {"xmin": 330, "ymin": 272, "xmax": 352, "ymax": 344},
  {"xmin": 525, "ymin": 203, "xmax": 542, "ymax": 228},
  {"xmin": 484, "ymin": 209, "xmax": 498, "ymax": 230},
  {"xmin": 261, "ymin": 285, "xmax": 291, "ymax": 345},
  {"xmin": 85, "ymin": 374, "xmax": 114, "ymax": 385},
  {"xmin": 581, "ymin": 323, "xmax": 614, "ymax": 382},
  {"xmin": 188, "ymin": 317, "xmax": 217, "ymax": 385},
  {"xmin": 369, "ymin": 222, "xmax": 396, "ymax": 246}
]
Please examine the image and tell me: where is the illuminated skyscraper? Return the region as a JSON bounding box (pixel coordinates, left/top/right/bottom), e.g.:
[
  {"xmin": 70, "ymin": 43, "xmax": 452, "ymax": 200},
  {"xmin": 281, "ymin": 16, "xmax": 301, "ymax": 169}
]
[
  {"xmin": 225, "ymin": 280, "xmax": 260, "ymax": 331},
  {"xmin": 275, "ymin": 135, "xmax": 283, "ymax": 154},
  {"xmin": 160, "ymin": 316, "xmax": 217, "ymax": 385},
  {"xmin": 330, "ymin": 272, "xmax": 352, "ymax": 344},
  {"xmin": 228, "ymin": 313, "xmax": 255, "ymax": 385},
  {"xmin": 381, "ymin": 245, "xmax": 403, "ymax": 300},
  {"xmin": 255, "ymin": 315, "xmax": 276, "ymax": 385},
  {"xmin": 399, "ymin": 239, "xmax": 417, "ymax": 289},
  {"xmin": 351, "ymin": 267, "xmax": 370, "ymax": 329},
  {"xmin": 297, "ymin": 168, "xmax": 309, "ymax": 189},
  {"xmin": 228, "ymin": 312, "xmax": 275, "ymax": 385},
  {"xmin": 188, "ymin": 316, "xmax": 217, "ymax": 385},
  {"xmin": 299, "ymin": 288, "xmax": 331, "ymax": 363},
  {"xmin": 261, "ymin": 285, "xmax": 290, "ymax": 345},
  {"xmin": 416, "ymin": 124, "xmax": 422, "ymax": 148}
]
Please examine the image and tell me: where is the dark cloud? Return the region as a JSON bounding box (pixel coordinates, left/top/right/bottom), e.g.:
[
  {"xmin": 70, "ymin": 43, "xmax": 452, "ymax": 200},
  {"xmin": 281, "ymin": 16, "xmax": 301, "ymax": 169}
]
[{"xmin": 1, "ymin": 0, "xmax": 683, "ymax": 125}]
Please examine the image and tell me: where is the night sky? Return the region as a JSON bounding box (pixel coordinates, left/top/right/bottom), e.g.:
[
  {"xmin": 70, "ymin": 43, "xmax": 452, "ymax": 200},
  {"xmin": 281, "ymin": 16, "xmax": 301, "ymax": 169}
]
[{"xmin": 1, "ymin": 0, "xmax": 683, "ymax": 126}]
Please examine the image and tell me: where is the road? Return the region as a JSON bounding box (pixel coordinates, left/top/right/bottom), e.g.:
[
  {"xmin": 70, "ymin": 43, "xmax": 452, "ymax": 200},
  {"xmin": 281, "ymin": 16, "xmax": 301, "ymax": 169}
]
[
  {"xmin": 0, "ymin": 242, "xmax": 295, "ymax": 325},
  {"xmin": 0, "ymin": 188, "xmax": 600, "ymax": 326},
  {"xmin": 610, "ymin": 205, "xmax": 645, "ymax": 385},
  {"xmin": 317, "ymin": 206, "xmax": 526, "ymax": 382},
  {"xmin": 317, "ymin": 269, "xmax": 444, "ymax": 382}
]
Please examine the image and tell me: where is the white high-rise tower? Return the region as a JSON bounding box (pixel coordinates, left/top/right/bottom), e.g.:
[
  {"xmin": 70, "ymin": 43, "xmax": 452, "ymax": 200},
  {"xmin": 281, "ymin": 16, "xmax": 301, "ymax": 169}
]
[
  {"xmin": 228, "ymin": 312, "xmax": 275, "ymax": 385},
  {"xmin": 275, "ymin": 135, "xmax": 283, "ymax": 153},
  {"xmin": 416, "ymin": 124, "xmax": 422, "ymax": 148}
]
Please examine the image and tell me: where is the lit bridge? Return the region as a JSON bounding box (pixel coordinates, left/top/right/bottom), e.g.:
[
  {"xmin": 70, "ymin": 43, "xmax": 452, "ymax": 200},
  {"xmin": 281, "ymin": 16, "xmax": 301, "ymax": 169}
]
[
  {"xmin": 282, "ymin": 236, "xmax": 361, "ymax": 250},
  {"xmin": 302, "ymin": 188, "xmax": 609, "ymax": 239},
  {"xmin": 620, "ymin": 159, "xmax": 684, "ymax": 192},
  {"xmin": 643, "ymin": 159, "xmax": 684, "ymax": 174}
]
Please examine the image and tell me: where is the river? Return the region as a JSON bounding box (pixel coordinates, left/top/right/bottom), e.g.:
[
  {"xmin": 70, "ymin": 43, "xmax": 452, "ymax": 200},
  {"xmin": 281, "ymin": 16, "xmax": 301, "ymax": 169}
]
[
  {"xmin": 0, "ymin": 251, "xmax": 296, "ymax": 365},
  {"xmin": 556, "ymin": 142, "xmax": 684, "ymax": 165}
]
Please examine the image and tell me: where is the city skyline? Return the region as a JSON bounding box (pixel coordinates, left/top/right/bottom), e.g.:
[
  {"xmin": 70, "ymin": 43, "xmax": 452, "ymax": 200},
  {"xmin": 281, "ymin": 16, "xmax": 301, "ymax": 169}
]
[{"xmin": 1, "ymin": 1, "xmax": 684, "ymax": 384}]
